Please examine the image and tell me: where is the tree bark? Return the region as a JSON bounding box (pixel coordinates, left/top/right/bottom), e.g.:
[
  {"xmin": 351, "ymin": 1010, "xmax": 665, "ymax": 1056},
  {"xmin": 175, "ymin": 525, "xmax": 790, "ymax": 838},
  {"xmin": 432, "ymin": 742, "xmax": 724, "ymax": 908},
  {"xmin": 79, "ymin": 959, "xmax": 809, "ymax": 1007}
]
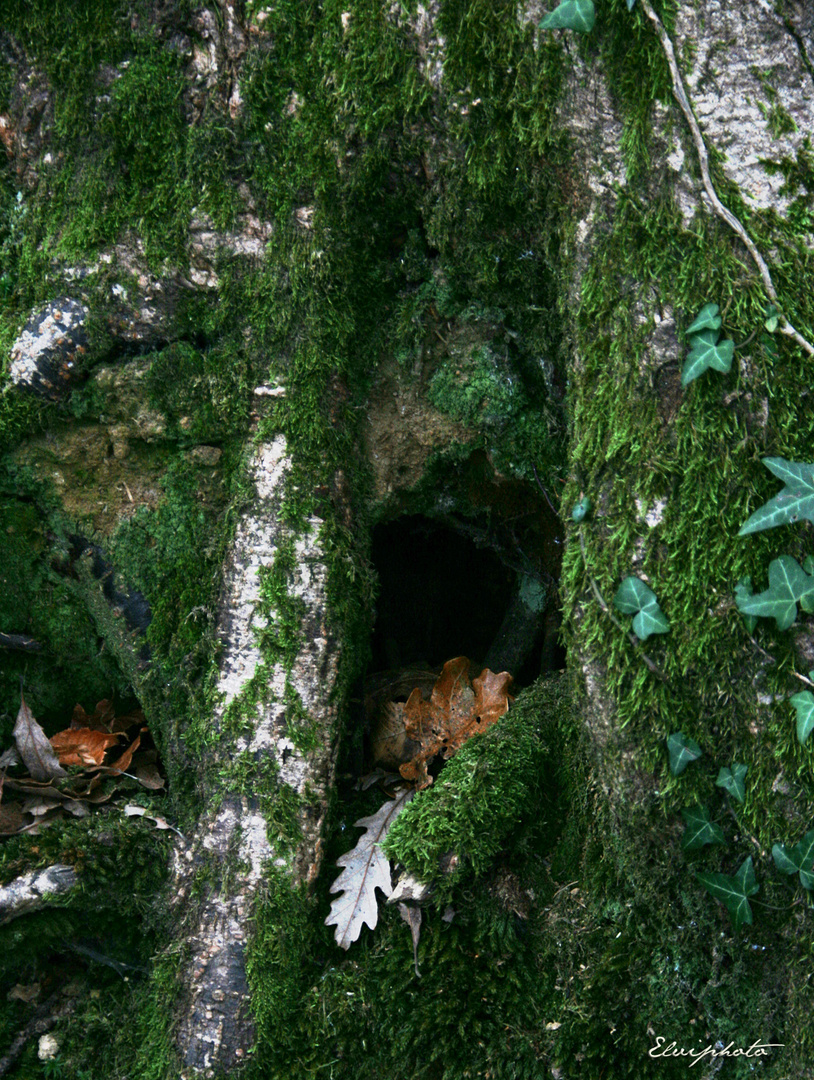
[{"xmin": 1, "ymin": 1, "xmax": 813, "ymax": 1077}]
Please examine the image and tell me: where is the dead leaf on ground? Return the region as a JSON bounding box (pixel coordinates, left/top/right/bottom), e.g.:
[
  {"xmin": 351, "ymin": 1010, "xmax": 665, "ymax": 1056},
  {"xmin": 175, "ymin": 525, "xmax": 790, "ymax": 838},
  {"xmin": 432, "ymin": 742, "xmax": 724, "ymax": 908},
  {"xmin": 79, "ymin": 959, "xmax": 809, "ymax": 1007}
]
[
  {"xmin": 50, "ymin": 727, "xmax": 122, "ymax": 767},
  {"xmin": 0, "ymin": 747, "xmax": 20, "ymax": 769},
  {"xmin": 1, "ymin": 697, "xmax": 163, "ymax": 836},
  {"xmin": 71, "ymin": 699, "xmax": 116, "ymax": 732},
  {"xmin": 132, "ymin": 758, "xmax": 165, "ymax": 790},
  {"xmin": 103, "ymin": 732, "xmax": 141, "ymax": 775},
  {"xmin": 0, "ymin": 805, "xmax": 27, "ymax": 835},
  {"xmin": 325, "ymin": 787, "xmax": 414, "ymax": 949},
  {"xmin": 398, "ymin": 902, "xmax": 423, "ymax": 978},
  {"xmin": 13, "ymin": 693, "xmax": 67, "ymax": 782},
  {"xmin": 123, "ymin": 804, "xmax": 183, "ymax": 837}
]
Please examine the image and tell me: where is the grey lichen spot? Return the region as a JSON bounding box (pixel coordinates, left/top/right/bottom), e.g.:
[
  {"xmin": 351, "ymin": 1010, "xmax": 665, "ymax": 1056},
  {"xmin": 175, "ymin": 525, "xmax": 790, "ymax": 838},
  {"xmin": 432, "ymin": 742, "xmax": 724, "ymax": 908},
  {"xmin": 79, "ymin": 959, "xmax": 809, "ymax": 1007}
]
[
  {"xmin": 9, "ymin": 298, "xmax": 90, "ymax": 399},
  {"xmin": 677, "ymin": 0, "xmax": 814, "ymax": 215}
]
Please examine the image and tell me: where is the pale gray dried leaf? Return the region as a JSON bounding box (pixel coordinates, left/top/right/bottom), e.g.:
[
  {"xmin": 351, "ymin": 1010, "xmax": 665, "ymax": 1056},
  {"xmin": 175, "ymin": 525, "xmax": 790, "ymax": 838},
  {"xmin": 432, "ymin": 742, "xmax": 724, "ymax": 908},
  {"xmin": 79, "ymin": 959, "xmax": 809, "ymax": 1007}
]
[
  {"xmin": 325, "ymin": 787, "xmax": 414, "ymax": 950},
  {"xmin": 122, "ymin": 804, "xmax": 184, "ymax": 837},
  {"xmin": 13, "ymin": 694, "xmax": 67, "ymax": 782},
  {"xmin": 398, "ymin": 902, "xmax": 422, "ymax": 978},
  {"xmin": 20, "ymin": 796, "xmax": 61, "ymax": 817},
  {"xmin": 0, "ymin": 746, "xmax": 20, "ymax": 769}
]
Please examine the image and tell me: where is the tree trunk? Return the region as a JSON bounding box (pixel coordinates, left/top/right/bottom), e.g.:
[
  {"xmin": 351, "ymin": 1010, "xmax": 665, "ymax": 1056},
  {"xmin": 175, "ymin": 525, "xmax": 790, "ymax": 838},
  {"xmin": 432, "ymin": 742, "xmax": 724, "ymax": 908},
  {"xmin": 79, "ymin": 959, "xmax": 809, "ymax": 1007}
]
[{"xmin": 1, "ymin": 2, "xmax": 812, "ymax": 1078}]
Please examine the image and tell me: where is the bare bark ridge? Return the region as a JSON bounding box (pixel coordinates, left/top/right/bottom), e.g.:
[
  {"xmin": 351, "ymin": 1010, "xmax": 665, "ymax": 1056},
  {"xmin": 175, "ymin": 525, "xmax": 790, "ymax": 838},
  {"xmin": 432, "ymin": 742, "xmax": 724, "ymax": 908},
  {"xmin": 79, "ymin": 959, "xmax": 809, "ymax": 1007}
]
[
  {"xmin": 673, "ymin": 0, "xmax": 814, "ymax": 217},
  {"xmin": 171, "ymin": 434, "xmax": 340, "ymax": 1076},
  {"xmin": 564, "ymin": 0, "xmax": 814, "ymax": 805},
  {"xmin": 641, "ymin": 0, "xmax": 814, "ymax": 356},
  {"xmin": 0, "ymin": 864, "xmax": 78, "ymax": 926}
]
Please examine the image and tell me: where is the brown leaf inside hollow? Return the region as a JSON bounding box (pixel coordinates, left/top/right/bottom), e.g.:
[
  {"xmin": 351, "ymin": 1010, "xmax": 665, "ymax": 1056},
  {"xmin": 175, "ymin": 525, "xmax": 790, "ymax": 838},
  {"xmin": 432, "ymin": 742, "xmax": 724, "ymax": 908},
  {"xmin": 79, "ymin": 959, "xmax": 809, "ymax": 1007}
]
[
  {"xmin": 397, "ymin": 657, "xmax": 513, "ymax": 789},
  {"xmin": 105, "ymin": 733, "xmax": 141, "ymax": 775},
  {"xmin": 50, "ymin": 727, "xmax": 122, "ymax": 767},
  {"xmin": 472, "ymin": 668, "xmax": 514, "ymax": 726},
  {"xmin": 71, "ymin": 699, "xmax": 116, "ymax": 732},
  {"xmin": 110, "ymin": 708, "xmax": 146, "ymax": 734}
]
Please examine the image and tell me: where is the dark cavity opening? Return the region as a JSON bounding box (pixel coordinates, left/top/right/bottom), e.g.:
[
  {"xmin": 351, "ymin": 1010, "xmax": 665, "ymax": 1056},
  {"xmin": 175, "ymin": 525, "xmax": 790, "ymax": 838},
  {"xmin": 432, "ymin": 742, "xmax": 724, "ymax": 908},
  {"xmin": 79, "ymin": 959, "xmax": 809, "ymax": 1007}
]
[
  {"xmin": 370, "ymin": 516, "xmax": 514, "ymax": 673},
  {"xmin": 369, "ymin": 498, "xmax": 565, "ymax": 688}
]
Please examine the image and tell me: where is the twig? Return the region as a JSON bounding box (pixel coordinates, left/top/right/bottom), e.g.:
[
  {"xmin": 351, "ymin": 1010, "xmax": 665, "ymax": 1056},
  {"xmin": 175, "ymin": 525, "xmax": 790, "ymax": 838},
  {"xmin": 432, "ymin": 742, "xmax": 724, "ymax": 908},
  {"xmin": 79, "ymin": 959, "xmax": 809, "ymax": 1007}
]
[
  {"xmin": 639, "ymin": 0, "xmax": 814, "ymax": 358},
  {"xmin": 0, "ymin": 987, "xmax": 76, "ymax": 1077},
  {"xmin": 0, "ymin": 633, "xmax": 42, "ymax": 653},
  {"xmin": 531, "ymin": 463, "xmax": 558, "ymax": 515},
  {"xmin": 578, "ymin": 530, "xmax": 667, "ymax": 680}
]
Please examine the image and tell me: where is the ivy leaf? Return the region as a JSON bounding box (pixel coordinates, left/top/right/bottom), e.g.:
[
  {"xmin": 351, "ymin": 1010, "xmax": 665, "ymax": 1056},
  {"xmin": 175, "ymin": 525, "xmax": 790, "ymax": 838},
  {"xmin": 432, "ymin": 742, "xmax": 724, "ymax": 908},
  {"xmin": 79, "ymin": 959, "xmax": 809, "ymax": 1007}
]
[
  {"xmin": 715, "ymin": 763, "xmax": 747, "ymax": 803},
  {"xmin": 696, "ymin": 857, "xmax": 759, "ymax": 931},
  {"xmin": 613, "ymin": 576, "xmax": 670, "ymax": 639},
  {"xmin": 681, "ymin": 328, "xmax": 735, "ymax": 386},
  {"xmin": 734, "ymin": 578, "xmax": 758, "ymax": 633},
  {"xmin": 735, "ymin": 555, "xmax": 814, "ymax": 631},
  {"xmin": 681, "ymin": 806, "xmax": 726, "ymax": 850},
  {"xmin": 790, "ymin": 691, "xmax": 814, "ymax": 746},
  {"xmin": 667, "ymin": 732, "xmax": 702, "ymax": 776},
  {"xmin": 739, "ymin": 458, "xmax": 814, "ymax": 535},
  {"xmin": 571, "ymin": 497, "xmax": 592, "ymax": 522},
  {"xmin": 761, "ymin": 332, "xmax": 779, "ymax": 360},
  {"xmin": 772, "ymin": 830, "xmax": 814, "ymax": 891},
  {"xmin": 685, "ymin": 303, "xmax": 722, "ymax": 335},
  {"xmin": 539, "ymin": 0, "xmax": 595, "ymax": 33}
]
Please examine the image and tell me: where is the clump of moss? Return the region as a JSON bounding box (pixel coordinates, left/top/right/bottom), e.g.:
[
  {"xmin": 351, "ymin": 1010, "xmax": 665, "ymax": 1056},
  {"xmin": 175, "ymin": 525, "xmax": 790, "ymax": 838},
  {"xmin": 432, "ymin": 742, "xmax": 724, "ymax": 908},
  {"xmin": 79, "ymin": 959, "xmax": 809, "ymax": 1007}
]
[{"xmin": 384, "ymin": 675, "xmax": 565, "ymax": 901}]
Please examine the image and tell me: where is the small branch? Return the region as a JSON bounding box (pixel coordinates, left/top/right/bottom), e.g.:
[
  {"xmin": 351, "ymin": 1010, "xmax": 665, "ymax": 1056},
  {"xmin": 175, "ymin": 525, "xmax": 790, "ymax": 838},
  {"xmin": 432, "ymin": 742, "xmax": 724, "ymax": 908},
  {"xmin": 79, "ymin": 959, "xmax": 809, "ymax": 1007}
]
[
  {"xmin": 0, "ymin": 864, "xmax": 78, "ymax": 926},
  {"xmin": 639, "ymin": 0, "xmax": 814, "ymax": 359},
  {"xmin": 0, "ymin": 632, "xmax": 42, "ymax": 653},
  {"xmin": 531, "ymin": 463, "xmax": 558, "ymax": 515},
  {"xmin": 578, "ymin": 530, "xmax": 667, "ymax": 680}
]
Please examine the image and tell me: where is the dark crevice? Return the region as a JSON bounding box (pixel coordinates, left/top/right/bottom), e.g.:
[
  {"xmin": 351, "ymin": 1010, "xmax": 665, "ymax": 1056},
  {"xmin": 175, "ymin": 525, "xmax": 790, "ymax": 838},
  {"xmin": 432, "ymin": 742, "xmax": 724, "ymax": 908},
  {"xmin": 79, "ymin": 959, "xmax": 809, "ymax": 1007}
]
[{"xmin": 369, "ymin": 499, "xmax": 564, "ymax": 688}]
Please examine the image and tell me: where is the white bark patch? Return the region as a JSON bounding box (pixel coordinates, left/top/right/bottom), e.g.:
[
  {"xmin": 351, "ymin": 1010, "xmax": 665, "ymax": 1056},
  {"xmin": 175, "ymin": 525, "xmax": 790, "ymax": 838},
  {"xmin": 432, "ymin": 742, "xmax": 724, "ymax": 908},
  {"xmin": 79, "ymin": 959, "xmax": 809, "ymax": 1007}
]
[
  {"xmin": 214, "ymin": 436, "xmax": 291, "ymax": 708},
  {"xmin": 174, "ymin": 434, "xmax": 341, "ymax": 1076},
  {"xmin": 0, "ymin": 865, "xmax": 78, "ymax": 926},
  {"xmin": 678, "ymin": 0, "xmax": 814, "ymax": 216}
]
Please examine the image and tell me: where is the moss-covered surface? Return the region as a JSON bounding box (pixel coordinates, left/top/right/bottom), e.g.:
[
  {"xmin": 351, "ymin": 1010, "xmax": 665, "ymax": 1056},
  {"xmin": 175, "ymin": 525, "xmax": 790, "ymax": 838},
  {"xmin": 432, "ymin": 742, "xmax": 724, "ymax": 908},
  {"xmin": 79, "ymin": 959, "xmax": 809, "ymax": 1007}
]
[{"xmin": 0, "ymin": 0, "xmax": 813, "ymax": 1077}]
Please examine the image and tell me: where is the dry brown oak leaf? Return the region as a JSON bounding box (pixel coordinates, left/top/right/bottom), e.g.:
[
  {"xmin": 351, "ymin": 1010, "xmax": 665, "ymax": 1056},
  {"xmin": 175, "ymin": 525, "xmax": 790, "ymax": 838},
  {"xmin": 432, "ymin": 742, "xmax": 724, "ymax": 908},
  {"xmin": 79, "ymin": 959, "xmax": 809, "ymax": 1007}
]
[{"xmin": 394, "ymin": 656, "xmax": 513, "ymax": 789}]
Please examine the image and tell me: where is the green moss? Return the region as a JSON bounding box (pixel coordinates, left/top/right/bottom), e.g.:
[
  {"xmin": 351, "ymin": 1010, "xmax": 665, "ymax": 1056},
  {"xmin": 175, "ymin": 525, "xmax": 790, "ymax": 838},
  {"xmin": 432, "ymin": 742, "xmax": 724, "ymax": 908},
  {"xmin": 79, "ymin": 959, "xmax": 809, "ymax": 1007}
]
[
  {"xmin": 0, "ymin": 489, "xmax": 134, "ymax": 731},
  {"xmin": 0, "ymin": 811, "xmax": 172, "ymax": 1079},
  {"xmin": 384, "ymin": 676, "xmax": 565, "ymax": 902}
]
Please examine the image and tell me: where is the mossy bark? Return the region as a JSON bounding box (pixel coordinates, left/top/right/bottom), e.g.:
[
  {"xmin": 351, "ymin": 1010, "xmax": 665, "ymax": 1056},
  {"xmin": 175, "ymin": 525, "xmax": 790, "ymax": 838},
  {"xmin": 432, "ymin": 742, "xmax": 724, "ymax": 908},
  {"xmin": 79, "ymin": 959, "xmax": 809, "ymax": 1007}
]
[{"xmin": 1, "ymin": 2, "xmax": 813, "ymax": 1078}]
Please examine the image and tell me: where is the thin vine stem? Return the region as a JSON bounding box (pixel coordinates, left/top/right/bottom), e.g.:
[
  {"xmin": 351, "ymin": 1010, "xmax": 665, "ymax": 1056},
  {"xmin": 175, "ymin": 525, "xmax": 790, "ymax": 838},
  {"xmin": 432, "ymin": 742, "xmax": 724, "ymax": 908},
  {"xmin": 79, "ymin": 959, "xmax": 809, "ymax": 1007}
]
[
  {"xmin": 638, "ymin": 0, "xmax": 814, "ymax": 358},
  {"xmin": 578, "ymin": 528, "xmax": 667, "ymax": 680}
]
